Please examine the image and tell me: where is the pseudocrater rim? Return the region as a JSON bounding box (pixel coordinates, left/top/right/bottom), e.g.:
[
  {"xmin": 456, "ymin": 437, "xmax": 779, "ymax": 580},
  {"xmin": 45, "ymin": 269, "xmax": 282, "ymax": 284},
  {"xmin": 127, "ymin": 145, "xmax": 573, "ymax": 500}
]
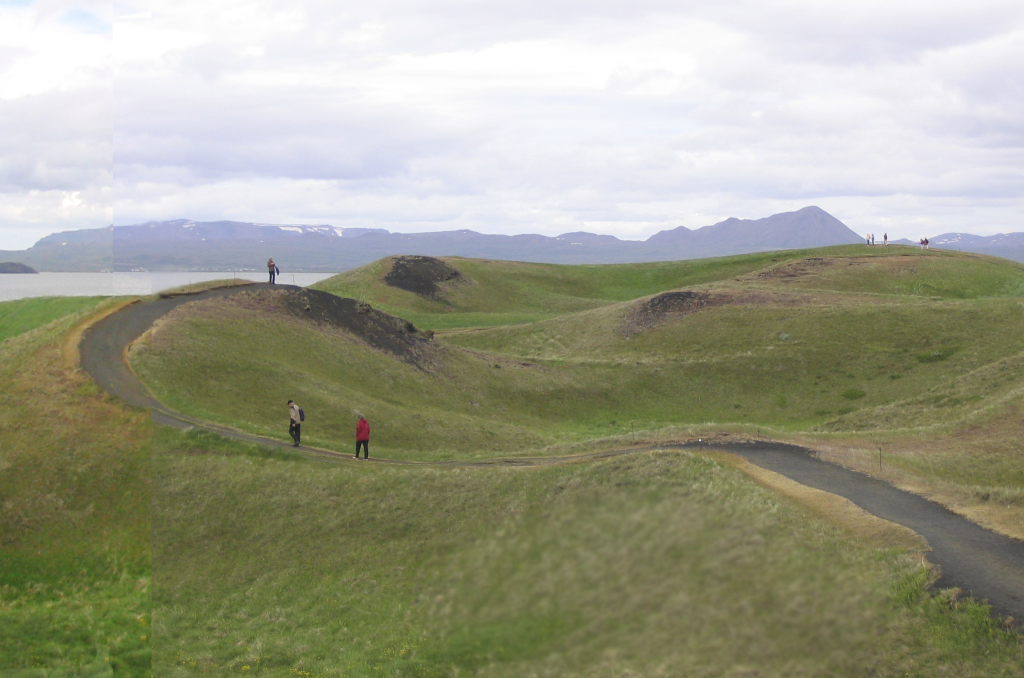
[
  {"xmin": 162, "ymin": 287, "xmax": 440, "ymax": 369},
  {"xmin": 383, "ymin": 255, "xmax": 465, "ymax": 300},
  {"xmin": 620, "ymin": 288, "xmax": 836, "ymax": 338}
]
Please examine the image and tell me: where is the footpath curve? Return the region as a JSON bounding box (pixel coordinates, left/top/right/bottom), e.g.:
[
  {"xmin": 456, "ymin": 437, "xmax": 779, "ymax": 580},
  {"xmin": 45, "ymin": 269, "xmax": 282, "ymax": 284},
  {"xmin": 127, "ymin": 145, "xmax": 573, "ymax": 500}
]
[{"xmin": 78, "ymin": 283, "xmax": 1024, "ymax": 622}]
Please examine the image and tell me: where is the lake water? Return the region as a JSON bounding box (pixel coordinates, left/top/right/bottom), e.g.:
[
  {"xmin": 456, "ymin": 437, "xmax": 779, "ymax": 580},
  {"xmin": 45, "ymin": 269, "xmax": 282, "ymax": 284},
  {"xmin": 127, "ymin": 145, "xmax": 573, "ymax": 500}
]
[{"xmin": 0, "ymin": 272, "xmax": 340, "ymax": 302}]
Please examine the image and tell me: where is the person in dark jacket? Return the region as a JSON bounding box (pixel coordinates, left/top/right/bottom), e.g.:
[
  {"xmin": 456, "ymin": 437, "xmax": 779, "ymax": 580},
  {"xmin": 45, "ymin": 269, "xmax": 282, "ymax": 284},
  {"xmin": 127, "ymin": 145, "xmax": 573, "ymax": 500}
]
[
  {"xmin": 354, "ymin": 415, "xmax": 370, "ymax": 459},
  {"xmin": 268, "ymin": 257, "xmax": 277, "ymax": 284},
  {"xmin": 288, "ymin": 399, "xmax": 301, "ymax": 446}
]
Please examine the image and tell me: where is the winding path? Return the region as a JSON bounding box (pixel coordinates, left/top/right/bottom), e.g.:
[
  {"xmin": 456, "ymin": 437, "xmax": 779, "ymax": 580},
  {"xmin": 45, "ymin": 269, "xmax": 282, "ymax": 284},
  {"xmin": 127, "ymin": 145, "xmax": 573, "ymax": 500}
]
[{"xmin": 79, "ymin": 283, "xmax": 1024, "ymax": 622}]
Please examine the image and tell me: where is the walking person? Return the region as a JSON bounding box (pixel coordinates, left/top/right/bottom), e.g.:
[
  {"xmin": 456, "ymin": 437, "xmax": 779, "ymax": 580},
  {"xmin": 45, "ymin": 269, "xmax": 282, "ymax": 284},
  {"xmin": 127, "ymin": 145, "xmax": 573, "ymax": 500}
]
[
  {"xmin": 871, "ymin": 233, "xmax": 875, "ymax": 246},
  {"xmin": 866, "ymin": 233, "xmax": 871, "ymax": 245},
  {"xmin": 268, "ymin": 257, "xmax": 277, "ymax": 284},
  {"xmin": 883, "ymin": 233, "xmax": 888, "ymax": 246},
  {"xmin": 288, "ymin": 399, "xmax": 301, "ymax": 446},
  {"xmin": 354, "ymin": 415, "xmax": 370, "ymax": 459}
]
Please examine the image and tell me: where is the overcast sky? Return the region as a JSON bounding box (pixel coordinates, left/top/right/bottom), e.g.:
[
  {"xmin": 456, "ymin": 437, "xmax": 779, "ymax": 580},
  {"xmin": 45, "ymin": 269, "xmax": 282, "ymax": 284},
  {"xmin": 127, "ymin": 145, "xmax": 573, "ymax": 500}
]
[{"xmin": 1, "ymin": 0, "xmax": 1022, "ymax": 248}]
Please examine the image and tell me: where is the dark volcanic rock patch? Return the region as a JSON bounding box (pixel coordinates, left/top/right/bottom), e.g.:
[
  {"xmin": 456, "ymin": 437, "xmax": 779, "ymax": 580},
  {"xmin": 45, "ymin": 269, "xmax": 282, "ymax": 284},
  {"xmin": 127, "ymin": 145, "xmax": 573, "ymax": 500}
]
[
  {"xmin": 623, "ymin": 291, "xmax": 726, "ymax": 338},
  {"xmin": 270, "ymin": 287, "xmax": 437, "ymax": 368},
  {"xmin": 621, "ymin": 289, "xmax": 811, "ymax": 338},
  {"xmin": 383, "ymin": 255, "xmax": 462, "ymax": 299}
]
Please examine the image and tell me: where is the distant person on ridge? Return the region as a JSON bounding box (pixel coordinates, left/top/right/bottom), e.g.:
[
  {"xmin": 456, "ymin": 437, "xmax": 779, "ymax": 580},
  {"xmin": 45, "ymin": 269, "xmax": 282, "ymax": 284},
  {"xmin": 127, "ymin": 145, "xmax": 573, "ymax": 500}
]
[
  {"xmin": 288, "ymin": 399, "xmax": 301, "ymax": 446},
  {"xmin": 355, "ymin": 415, "xmax": 370, "ymax": 460},
  {"xmin": 883, "ymin": 233, "xmax": 888, "ymax": 246},
  {"xmin": 871, "ymin": 234, "xmax": 875, "ymax": 246},
  {"xmin": 866, "ymin": 234, "xmax": 871, "ymax": 245},
  {"xmin": 268, "ymin": 257, "xmax": 277, "ymax": 284}
]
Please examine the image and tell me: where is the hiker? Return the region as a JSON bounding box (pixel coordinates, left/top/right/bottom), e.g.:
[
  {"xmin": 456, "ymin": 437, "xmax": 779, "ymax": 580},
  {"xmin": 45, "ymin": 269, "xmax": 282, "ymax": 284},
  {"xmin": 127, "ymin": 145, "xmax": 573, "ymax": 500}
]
[
  {"xmin": 288, "ymin": 399, "xmax": 301, "ymax": 446},
  {"xmin": 268, "ymin": 257, "xmax": 277, "ymax": 284},
  {"xmin": 924, "ymin": 238, "xmax": 929, "ymax": 249},
  {"xmin": 866, "ymin": 233, "xmax": 871, "ymax": 245},
  {"xmin": 354, "ymin": 415, "xmax": 370, "ymax": 459},
  {"xmin": 871, "ymin": 234, "xmax": 875, "ymax": 246},
  {"xmin": 883, "ymin": 233, "xmax": 888, "ymax": 246}
]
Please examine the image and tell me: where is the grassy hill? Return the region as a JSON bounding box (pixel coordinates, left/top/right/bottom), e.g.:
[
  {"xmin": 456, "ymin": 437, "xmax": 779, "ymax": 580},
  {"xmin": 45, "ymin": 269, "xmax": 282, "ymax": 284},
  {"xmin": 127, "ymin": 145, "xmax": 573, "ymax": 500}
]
[
  {"xmin": 0, "ymin": 297, "xmax": 151, "ymax": 675},
  {"xmin": 311, "ymin": 246, "xmax": 1024, "ymax": 329}
]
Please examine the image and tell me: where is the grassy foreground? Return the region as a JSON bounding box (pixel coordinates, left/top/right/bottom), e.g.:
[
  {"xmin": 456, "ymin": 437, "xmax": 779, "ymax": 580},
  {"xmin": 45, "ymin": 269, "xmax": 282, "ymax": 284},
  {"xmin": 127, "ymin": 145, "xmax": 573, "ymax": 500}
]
[
  {"xmin": 0, "ymin": 297, "xmax": 151, "ymax": 675},
  {"xmin": 154, "ymin": 427, "xmax": 1023, "ymax": 677}
]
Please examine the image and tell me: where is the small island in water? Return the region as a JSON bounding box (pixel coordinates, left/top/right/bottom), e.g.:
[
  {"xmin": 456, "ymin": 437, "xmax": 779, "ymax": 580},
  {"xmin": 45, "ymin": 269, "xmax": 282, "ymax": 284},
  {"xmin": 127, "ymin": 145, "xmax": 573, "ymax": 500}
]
[{"xmin": 0, "ymin": 262, "xmax": 39, "ymax": 274}]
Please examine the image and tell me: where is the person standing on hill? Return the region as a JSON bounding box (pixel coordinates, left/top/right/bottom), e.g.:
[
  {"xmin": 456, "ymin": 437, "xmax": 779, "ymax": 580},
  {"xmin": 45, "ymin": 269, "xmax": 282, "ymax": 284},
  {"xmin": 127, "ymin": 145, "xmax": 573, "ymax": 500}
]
[
  {"xmin": 288, "ymin": 399, "xmax": 301, "ymax": 446},
  {"xmin": 883, "ymin": 233, "xmax": 888, "ymax": 246},
  {"xmin": 355, "ymin": 415, "xmax": 370, "ymax": 459},
  {"xmin": 268, "ymin": 257, "xmax": 277, "ymax": 284}
]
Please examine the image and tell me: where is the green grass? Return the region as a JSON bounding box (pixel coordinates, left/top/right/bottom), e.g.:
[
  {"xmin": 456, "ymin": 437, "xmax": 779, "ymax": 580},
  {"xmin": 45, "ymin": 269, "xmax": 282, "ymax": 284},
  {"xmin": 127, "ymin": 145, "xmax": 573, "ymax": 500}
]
[
  {"xmin": 130, "ymin": 288, "xmax": 1024, "ymax": 460},
  {"xmin": 0, "ymin": 298, "xmax": 151, "ymax": 675},
  {"xmin": 312, "ymin": 246, "xmax": 1024, "ymax": 332},
  {"xmin": 153, "ymin": 427, "xmax": 1024, "ymax": 677},
  {"xmin": 311, "ymin": 249, "xmax": 824, "ymax": 330},
  {"xmin": 0, "ymin": 296, "xmax": 107, "ymax": 342}
]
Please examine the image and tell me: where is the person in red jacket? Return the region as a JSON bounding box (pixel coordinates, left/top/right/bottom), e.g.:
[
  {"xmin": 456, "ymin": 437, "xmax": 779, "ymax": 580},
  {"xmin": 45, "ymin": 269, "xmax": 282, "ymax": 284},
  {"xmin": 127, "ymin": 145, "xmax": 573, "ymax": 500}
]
[{"xmin": 355, "ymin": 415, "xmax": 370, "ymax": 459}]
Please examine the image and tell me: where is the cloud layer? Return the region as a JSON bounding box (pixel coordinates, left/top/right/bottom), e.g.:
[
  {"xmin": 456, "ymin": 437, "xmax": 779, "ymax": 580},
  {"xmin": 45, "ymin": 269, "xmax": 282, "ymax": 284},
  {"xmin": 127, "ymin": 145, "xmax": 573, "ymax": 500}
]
[{"xmin": 3, "ymin": 0, "xmax": 1023, "ymax": 248}]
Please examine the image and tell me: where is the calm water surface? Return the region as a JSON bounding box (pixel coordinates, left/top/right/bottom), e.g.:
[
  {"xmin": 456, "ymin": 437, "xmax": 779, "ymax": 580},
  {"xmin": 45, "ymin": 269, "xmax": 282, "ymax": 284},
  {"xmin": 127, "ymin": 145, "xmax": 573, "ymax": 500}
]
[{"xmin": 0, "ymin": 272, "xmax": 339, "ymax": 302}]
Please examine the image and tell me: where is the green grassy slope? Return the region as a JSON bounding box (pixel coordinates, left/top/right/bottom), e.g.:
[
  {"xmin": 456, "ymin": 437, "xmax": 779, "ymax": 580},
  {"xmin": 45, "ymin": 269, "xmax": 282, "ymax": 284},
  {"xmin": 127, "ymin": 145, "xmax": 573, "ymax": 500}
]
[
  {"xmin": 154, "ymin": 428, "xmax": 1024, "ymax": 677},
  {"xmin": 312, "ymin": 249, "xmax": 818, "ymax": 329},
  {"xmin": 0, "ymin": 296, "xmax": 107, "ymax": 342},
  {"xmin": 0, "ymin": 298, "xmax": 151, "ymax": 675},
  {"xmin": 134, "ymin": 247, "xmax": 1024, "ymax": 541},
  {"xmin": 132, "ymin": 278, "xmax": 1024, "ymax": 460},
  {"xmin": 312, "ymin": 246, "xmax": 1024, "ymax": 332}
]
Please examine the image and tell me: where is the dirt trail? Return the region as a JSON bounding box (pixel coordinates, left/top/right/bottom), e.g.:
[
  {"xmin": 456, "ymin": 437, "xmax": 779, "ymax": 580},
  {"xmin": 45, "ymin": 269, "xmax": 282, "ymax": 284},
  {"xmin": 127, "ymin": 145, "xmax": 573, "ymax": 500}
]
[{"xmin": 79, "ymin": 283, "xmax": 1024, "ymax": 623}]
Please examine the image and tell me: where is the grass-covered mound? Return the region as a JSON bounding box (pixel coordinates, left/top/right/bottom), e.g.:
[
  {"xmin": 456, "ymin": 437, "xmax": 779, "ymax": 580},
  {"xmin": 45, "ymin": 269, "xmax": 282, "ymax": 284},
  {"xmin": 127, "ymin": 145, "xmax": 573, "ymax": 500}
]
[
  {"xmin": 136, "ymin": 246, "xmax": 1024, "ymax": 540},
  {"xmin": 311, "ymin": 246, "xmax": 1024, "ymax": 330},
  {"xmin": 0, "ymin": 297, "xmax": 151, "ymax": 675},
  {"xmin": 154, "ymin": 428, "xmax": 1024, "ymax": 677},
  {"xmin": 131, "ymin": 255, "xmax": 1024, "ymax": 460}
]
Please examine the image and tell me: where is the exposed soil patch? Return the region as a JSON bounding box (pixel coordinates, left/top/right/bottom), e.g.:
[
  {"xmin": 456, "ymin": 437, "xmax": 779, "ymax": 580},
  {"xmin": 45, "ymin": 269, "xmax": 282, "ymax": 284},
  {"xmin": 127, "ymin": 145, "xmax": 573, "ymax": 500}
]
[
  {"xmin": 752, "ymin": 257, "xmax": 845, "ymax": 281},
  {"xmin": 383, "ymin": 255, "xmax": 462, "ymax": 299},
  {"xmin": 236, "ymin": 287, "xmax": 438, "ymax": 369},
  {"xmin": 748, "ymin": 256, "xmax": 924, "ymax": 285}
]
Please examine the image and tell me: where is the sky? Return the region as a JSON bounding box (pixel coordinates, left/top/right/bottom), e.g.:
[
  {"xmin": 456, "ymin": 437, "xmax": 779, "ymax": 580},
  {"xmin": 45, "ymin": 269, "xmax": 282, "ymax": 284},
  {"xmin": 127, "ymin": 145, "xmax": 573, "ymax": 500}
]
[{"xmin": 0, "ymin": 0, "xmax": 1022, "ymax": 249}]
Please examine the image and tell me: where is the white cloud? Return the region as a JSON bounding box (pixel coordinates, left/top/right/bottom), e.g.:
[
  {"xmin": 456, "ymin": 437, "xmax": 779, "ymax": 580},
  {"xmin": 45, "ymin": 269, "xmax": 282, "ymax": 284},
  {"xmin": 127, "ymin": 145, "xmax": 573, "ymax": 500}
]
[
  {"xmin": 5, "ymin": 0, "xmax": 1024, "ymax": 248},
  {"xmin": 0, "ymin": 1, "xmax": 110, "ymax": 248}
]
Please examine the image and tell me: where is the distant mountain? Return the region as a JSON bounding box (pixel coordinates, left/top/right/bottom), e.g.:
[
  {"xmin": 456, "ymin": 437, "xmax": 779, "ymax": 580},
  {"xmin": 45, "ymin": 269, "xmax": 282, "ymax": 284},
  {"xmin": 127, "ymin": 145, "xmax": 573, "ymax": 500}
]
[
  {"xmin": 888, "ymin": 233, "xmax": 1024, "ymax": 262},
  {"xmin": 115, "ymin": 220, "xmax": 388, "ymax": 242},
  {"xmin": 647, "ymin": 206, "xmax": 863, "ymax": 255},
  {"xmin": 0, "ymin": 262, "xmax": 38, "ymax": 274},
  {"xmin": 0, "ymin": 226, "xmax": 112, "ymax": 272},
  {"xmin": 0, "ymin": 207, "xmax": 875, "ymax": 271}
]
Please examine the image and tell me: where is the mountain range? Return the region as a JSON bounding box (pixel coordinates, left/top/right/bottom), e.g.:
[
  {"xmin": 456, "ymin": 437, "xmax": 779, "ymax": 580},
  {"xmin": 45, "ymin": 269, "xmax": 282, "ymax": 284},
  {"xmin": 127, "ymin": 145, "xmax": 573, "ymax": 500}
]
[{"xmin": 2, "ymin": 206, "xmax": 1021, "ymax": 271}]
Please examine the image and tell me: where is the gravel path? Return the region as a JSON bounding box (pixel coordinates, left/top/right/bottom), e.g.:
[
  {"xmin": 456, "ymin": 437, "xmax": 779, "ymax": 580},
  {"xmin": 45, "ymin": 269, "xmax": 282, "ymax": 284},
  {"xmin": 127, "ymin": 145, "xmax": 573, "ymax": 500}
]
[{"xmin": 79, "ymin": 283, "xmax": 1024, "ymax": 623}]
